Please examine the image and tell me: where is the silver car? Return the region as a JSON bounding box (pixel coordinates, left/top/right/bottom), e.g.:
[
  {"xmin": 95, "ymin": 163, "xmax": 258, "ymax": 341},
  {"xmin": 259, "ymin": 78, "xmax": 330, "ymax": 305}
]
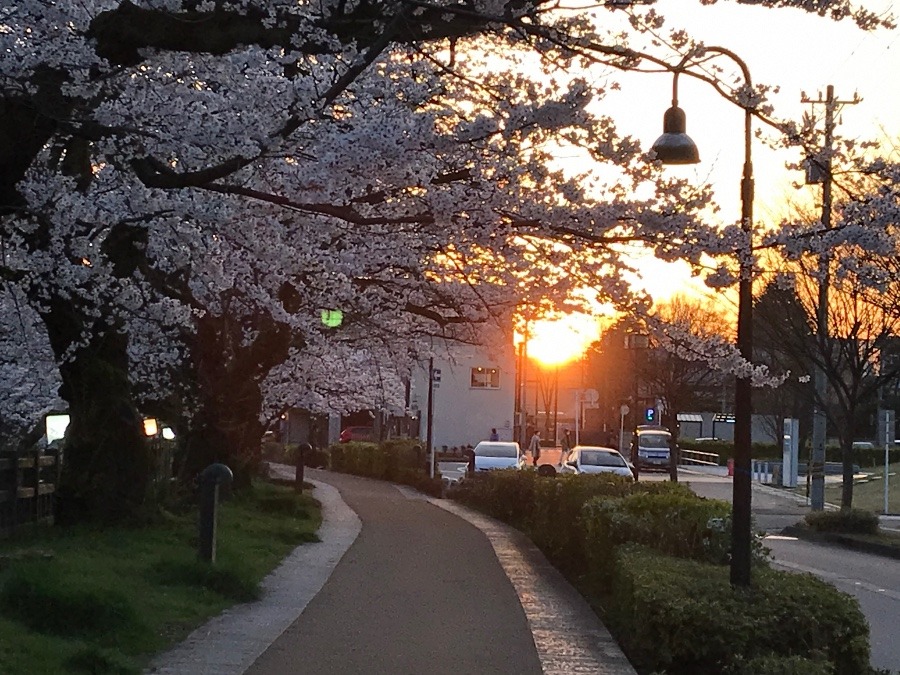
[
  {"xmin": 472, "ymin": 441, "xmax": 526, "ymax": 472},
  {"xmin": 560, "ymin": 446, "xmax": 635, "ymax": 481}
]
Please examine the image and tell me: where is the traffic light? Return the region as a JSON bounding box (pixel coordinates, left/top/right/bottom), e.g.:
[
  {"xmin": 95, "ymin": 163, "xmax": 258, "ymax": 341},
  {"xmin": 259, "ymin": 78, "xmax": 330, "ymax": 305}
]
[{"xmin": 645, "ymin": 407, "xmax": 655, "ymax": 422}]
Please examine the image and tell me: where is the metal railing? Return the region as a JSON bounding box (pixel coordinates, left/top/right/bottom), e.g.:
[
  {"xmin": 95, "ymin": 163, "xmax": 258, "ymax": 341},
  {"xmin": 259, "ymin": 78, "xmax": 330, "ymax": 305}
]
[{"xmin": 680, "ymin": 448, "xmax": 720, "ymax": 467}]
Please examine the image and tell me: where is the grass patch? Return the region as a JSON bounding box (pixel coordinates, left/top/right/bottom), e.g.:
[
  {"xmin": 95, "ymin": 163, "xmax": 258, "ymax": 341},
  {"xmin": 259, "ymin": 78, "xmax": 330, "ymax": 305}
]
[
  {"xmin": 824, "ymin": 462, "xmax": 900, "ymax": 513},
  {"xmin": 149, "ymin": 558, "xmax": 261, "ymax": 603},
  {"xmin": 0, "ymin": 479, "xmax": 321, "ymax": 674},
  {"xmin": 826, "ymin": 529, "xmax": 900, "ymax": 553}
]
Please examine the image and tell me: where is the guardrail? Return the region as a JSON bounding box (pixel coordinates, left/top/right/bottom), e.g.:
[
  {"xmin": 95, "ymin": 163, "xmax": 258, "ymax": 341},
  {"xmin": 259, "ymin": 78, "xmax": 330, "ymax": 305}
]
[
  {"xmin": 0, "ymin": 448, "xmax": 60, "ymax": 536},
  {"xmin": 680, "ymin": 448, "xmax": 720, "ymax": 467}
]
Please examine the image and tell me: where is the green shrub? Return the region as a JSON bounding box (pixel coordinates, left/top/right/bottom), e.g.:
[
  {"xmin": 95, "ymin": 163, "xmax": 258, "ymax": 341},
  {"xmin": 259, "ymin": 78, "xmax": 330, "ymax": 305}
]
[
  {"xmin": 724, "ymin": 653, "xmax": 834, "ymax": 675},
  {"xmin": 150, "ymin": 558, "xmax": 260, "ymax": 602},
  {"xmin": 582, "ymin": 491, "xmax": 735, "ymax": 571},
  {"xmin": 451, "ymin": 470, "xmax": 694, "ymax": 573},
  {"xmin": 282, "ymin": 444, "xmax": 330, "ymax": 469},
  {"xmin": 677, "ymin": 440, "xmax": 781, "ymax": 462},
  {"xmin": 609, "ymin": 545, "xmax": 870, "ymax": 675},
  {"xmin": 805, "ymin": 509, "xmax": 880, "ymax": 535},
  {"xmin": 452, "ymin": 469, "xmax": 540, "ymax": 529},
  {"xmin": 327, "ymin": 441, "xmax": 439, "ymax": 496},
  {"xmin": 0, "ymin": 563, "xmax": 140, "ymax": 638},
  {"xmin": 63, "ymin": 645, "xmax": 137, "ymax": 675}
]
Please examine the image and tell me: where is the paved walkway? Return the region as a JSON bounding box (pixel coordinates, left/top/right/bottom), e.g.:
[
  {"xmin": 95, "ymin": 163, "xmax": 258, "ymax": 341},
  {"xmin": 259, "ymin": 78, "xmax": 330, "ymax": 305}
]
[{"xmin": 148, "ymin": 467, "xmax": 636, "ymax": 675}]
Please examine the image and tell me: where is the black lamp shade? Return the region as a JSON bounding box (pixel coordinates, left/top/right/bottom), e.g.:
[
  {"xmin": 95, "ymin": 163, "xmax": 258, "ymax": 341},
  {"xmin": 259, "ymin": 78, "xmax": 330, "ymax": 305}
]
[{"xmin": 651, "ymin": 105, "xmax": 700, "ymax": 165}]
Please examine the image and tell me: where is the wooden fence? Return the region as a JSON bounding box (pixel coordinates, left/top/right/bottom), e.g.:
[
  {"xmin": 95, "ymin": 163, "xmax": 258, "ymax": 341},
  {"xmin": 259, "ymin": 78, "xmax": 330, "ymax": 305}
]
[{"xmin": 0, "ymin": 448, "xmax": 61, "ymax": 536}]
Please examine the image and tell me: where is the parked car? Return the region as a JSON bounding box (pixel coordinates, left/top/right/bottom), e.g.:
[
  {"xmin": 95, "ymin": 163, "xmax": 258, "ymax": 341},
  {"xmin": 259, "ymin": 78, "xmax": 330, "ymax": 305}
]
[
  {"xmin": 631, "ymin": 425, "xmax": 672, "ymax": 471},
  {"xmin": 560, "ymin": 446, "xmax": 635, "ymax": 481},
  {"xmin": 339, "ymin": 426, "xmax": 375, "ymax": 443},
  {"xmin": 472, "ymin": 441, "xmax": 525, "ymax": 471}
]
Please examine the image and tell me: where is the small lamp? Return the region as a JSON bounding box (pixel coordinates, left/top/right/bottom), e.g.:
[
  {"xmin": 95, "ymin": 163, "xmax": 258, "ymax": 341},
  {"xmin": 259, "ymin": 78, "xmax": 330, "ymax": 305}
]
[{"xmin": 650, "ymin": 72, "xmax": 700, "ymax": 165}]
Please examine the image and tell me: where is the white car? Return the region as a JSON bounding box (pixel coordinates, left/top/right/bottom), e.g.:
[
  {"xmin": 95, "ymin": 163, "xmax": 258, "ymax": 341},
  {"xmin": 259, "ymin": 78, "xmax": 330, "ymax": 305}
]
[
  {"xmin": 560, "ymin": 446, "xmax": 636, "ymax": 481},
  {"xmin": 472, "ymin": 441, "xmax": 526, "ymax": 472}
]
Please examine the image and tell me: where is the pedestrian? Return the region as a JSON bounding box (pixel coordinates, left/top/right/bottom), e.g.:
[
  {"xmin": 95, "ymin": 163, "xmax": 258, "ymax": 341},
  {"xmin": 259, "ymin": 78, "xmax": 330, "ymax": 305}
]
[
  {"xmin": 529, "ymin": 429, "xmax": 541, "ymax": 466},
  {"xmin": 489, "ymin": 428, "xmax": 499, "ymax": 441},
  {"xmin": 559, "ymin": 429, "xmax": 572, "ymax": 467}
]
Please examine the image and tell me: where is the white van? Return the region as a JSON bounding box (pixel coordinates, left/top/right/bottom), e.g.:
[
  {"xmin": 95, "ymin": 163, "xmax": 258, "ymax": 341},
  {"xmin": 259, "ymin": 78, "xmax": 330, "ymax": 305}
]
[
  {"xmin": 631, "ymin": 425, "xmax": 672, "ymax": 471},
  {"xmin": 472, "ymin": 441, "xmax": 525, "ymax": 471}
]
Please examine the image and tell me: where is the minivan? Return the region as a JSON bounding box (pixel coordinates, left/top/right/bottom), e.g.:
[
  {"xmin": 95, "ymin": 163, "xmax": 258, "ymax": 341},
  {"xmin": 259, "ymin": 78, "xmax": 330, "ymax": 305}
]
[{"xmin": 631, "ymin": 425, "xmax": 673, "ymax": 471}]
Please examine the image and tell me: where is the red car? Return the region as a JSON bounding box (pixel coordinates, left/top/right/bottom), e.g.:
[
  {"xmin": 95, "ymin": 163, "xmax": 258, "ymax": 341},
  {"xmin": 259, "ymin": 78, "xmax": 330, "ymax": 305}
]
[{"xmin": 339, "ymin": 426, "xmax": 375, "ymax": 443}]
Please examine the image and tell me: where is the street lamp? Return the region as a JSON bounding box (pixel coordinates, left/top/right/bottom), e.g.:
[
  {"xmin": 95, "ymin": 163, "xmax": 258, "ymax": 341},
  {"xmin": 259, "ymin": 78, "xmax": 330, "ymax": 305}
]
[
  {"xmin": 650, "ymin": 70, "xmax": 701, "ymax": 165},
  {"xmin": 652, "ymin": 46, "xmax": 755, "ymax": 588}
]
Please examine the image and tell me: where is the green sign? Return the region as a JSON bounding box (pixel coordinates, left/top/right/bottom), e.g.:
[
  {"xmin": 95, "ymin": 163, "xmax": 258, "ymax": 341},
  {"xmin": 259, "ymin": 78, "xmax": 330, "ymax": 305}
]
[{"xmin": 320, "ymin": 309, "xmax": 343, "ymax": 328}]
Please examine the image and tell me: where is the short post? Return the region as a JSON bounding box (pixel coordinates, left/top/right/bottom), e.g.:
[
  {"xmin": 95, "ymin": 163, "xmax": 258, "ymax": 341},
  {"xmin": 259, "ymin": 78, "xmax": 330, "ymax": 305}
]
[
  {"xmin": 198, "ymin": 463, "xmax": 234, "ymax": 564},
  {"xmin": 886, "ymin": 439, "xmax": 891, "ymax": 516},
  {"xmin": 295, "ymin": 442, "xmax": 311, "ymax": 493}
]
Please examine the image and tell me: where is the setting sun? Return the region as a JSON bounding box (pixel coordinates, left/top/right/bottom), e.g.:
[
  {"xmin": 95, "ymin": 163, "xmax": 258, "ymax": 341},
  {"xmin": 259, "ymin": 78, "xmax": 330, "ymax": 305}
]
[{"xmin": 524, "ymin": 314, "xmax": 600, "ymax": 367}]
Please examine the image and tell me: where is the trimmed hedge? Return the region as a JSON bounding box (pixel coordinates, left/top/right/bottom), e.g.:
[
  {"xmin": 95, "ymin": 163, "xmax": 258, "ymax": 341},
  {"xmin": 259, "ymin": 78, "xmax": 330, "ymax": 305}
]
[
  {"xmin": 328, "ymin": 440, "xmax": 442, "ymax": 497},
  {"xmin": 581, "ymin": 491, "xmax": 736, "ymax": 585},
  {"xmin": 451, "ymin": 470, "xmax": 691, "ymax": 572},
  {"xmin": 262, "ymin": 442, "xmax": 330, "ymax": 469},
  {"xmin": 450, "ymin": 471, "xmax": 875, "ymax": 673},
  {"xmin": 805, "ymin": 509, "xmax": 880, "ymax": 535},
  {"xmin": 609, "ymin": 545, "xmax": 870, "ymax": 675}
]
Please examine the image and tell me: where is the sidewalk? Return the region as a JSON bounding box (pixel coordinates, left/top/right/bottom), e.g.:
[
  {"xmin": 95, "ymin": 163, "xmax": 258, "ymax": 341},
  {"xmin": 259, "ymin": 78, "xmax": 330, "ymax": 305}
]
[{"xmin": 148, "ymin": 467, "xmax": 636, "ymax": 675}]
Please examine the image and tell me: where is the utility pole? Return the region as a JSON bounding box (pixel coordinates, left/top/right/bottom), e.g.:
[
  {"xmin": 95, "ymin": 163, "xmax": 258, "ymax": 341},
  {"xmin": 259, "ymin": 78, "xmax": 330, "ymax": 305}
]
[
  {"xmin": 426, "ymin": 356, "xmax": 435, "ymax": 478},
  {"xmin": 801, "ymin": 85, "xmax": 861, "ymax": 510}
]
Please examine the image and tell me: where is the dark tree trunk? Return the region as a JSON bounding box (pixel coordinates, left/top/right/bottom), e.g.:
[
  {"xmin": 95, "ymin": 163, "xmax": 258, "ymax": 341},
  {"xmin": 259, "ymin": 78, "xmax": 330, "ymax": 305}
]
[
  {"xmin": 178, "ymin": 390, "xmax": 265, "ymax": 491},
  {"xmin": 176, "ymin": 312, "xmax": 289, "ymax": 489},
  {"xmin": 840, "ymin": 435, "xmax": 855, "ymax": 511},
  {"xmin": 41, "ymin": 299, "xmax": 150, "ymax": 524}
]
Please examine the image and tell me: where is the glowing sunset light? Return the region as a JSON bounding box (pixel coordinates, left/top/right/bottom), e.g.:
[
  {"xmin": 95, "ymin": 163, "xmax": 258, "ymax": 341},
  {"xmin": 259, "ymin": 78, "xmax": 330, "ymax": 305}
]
[{"xmin": 525, "ymin": 314, "xmax": 600, "ymax": 367}]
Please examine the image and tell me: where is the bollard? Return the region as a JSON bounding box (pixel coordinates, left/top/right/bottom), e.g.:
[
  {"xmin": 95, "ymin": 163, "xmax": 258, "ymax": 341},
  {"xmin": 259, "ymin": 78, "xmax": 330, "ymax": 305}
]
[
  {"xmin": 295, "ymin": 442, "xmax": 311, "ymax": 492},
  {"xmin": 198, "ymin": 463, "xmax": 234, "ymax": 563}
]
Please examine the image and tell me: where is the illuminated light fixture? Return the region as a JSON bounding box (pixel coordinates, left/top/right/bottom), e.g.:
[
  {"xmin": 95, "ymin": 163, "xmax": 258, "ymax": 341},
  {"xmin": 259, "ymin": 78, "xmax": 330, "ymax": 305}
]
[
  {"xmin": 320, "ymin": 309, "xmax": 343, "ymax": 328},
  {"xmin": 45, "ymin": 413, "xmax": 70, "ymax": 443},
  {"xmin": 161, "ymin": 427, "xmax": 175, "ymax": 440},
  {"xmin": 650, "ymin": 71, "xmax": 700, "ymax": 165},
  {"xmin": 143, "ymin": 418, "xmax": 159, "ymax": 437}
]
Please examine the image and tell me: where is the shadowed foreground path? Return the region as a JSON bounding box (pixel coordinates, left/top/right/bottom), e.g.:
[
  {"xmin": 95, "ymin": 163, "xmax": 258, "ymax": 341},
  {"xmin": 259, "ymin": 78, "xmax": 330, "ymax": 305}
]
[
  {"xmin": 251, "ymin": 468, "xmax": 636, "ymax": 675},
  {"xmin": 247, "ymin": 470, "xmax": 543, "ymax": 675},
  {"xmin": 149, "ymin": 467, "xmax": 636, "ymax": 675}
]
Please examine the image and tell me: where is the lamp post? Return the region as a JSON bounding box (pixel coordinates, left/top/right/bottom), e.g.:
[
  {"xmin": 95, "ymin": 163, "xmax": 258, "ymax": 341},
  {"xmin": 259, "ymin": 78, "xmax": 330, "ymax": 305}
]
[{"xmin": 651, "ymin": 47, "xmax": 755, "ymax": 587}]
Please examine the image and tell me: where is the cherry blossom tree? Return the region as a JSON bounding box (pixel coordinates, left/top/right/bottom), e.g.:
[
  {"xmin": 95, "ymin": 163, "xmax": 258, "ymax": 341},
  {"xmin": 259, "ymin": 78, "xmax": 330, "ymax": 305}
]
[{"xmin": 1, "ymin": 0, "xmax": 889, "ymax": 519}]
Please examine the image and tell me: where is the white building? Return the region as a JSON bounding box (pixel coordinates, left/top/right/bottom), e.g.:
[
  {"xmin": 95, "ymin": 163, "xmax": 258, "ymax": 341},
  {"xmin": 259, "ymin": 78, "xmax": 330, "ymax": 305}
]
[{"xmin": 410, "ymin": 340, "xmax": 517, "ymax": 450}]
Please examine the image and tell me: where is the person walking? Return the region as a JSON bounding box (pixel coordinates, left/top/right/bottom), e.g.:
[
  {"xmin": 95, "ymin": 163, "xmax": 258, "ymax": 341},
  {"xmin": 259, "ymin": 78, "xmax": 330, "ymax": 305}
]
[
  {"xmin": 489, "ymin": 428, "xmax": 499, "ymax": 441},
  {"xmin": 559, "ymin": 429, "xmax": 573, "ymax": 467},
  {"xmin": 528, "ymin": 430, "xmax": 541, "ymax": 466}
]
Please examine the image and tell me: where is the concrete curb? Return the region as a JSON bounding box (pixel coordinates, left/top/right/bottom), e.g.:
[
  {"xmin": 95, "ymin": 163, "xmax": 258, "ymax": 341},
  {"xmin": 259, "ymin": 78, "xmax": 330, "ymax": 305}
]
[{"xmin": 145, "ymin": 477, "xmax": 361, "ymax": 675}]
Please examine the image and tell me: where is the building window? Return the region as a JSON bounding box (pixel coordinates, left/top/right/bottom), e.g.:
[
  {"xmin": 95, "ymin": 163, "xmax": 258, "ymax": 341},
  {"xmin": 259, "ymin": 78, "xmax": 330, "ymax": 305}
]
[{"xmin": 471, "ymin": 367, "xmax": 500, "ymax": 389}]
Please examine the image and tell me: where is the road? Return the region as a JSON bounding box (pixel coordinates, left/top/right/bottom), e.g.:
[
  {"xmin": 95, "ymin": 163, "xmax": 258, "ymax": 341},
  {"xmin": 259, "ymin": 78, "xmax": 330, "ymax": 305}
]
[
  {"xmin": 677, "ymin": 468, "xmax": 900, "ymax": 673},
  {"xmin": 764, "ymin": 535, "xmax": 900, "ymax": 672}
]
